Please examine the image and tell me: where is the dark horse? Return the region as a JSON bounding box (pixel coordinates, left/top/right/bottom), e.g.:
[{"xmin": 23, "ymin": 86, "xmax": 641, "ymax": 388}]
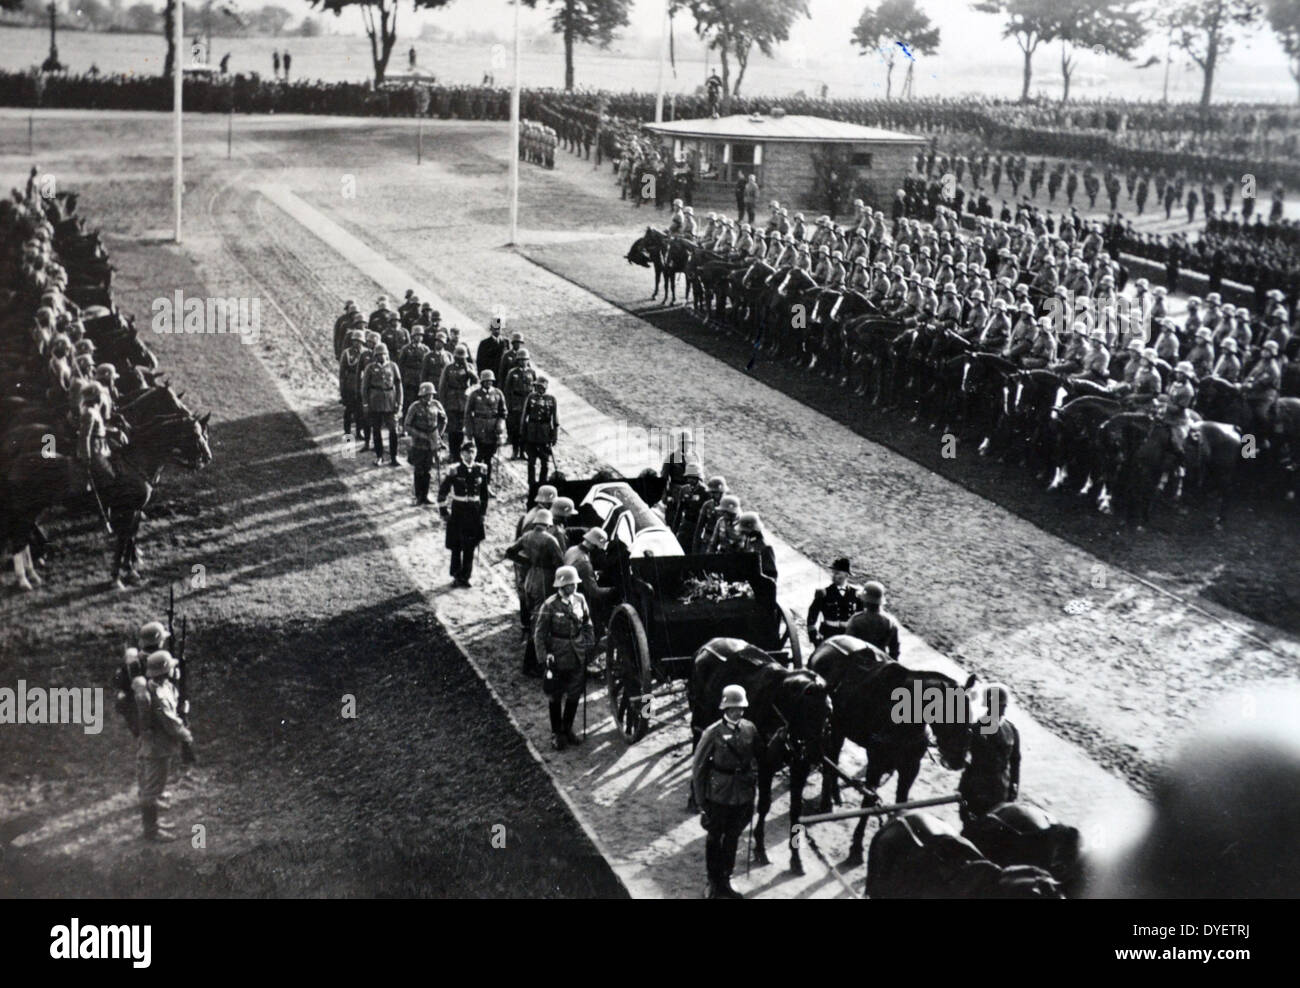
[
  {"xmin": 962, "ymin": 801, "xmax": 1084, "ymax": 897},
  {"xmin": 810, "ymin": 637, "xmax": 974, "ymax": 865},
  {"xmin": 2, "ymin": 411, "xmax": 212, "ymax": 589},
  {"xmin": 625, "ymin": 228, "xmax": 691, "ymax": 304},
  {"xmin": 866, "ymin": 810, "xmax": 1062, "ymax": 898},
  {"xmin": 689, "ymin": 637, "xmax": 832, "ymax": 875}
]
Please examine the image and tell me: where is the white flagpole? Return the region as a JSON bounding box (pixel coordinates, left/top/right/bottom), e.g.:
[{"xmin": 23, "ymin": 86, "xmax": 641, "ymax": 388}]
[
  {"xmin": 173, "ymin": 0, "xmax": 183, "ymax": 244},
  {"xmin": 508, "ymin": 0, "xmax": 521, "ymax": 246},
  {"xmin": 654, "ymin": 1, "xmax": 668, "ymax": 124}
]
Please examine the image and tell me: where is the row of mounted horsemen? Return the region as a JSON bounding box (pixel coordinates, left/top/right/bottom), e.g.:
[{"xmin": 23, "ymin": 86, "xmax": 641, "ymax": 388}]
[
  {"xmin": 1, "ymin": 184, "xmax": 214, "ymax": 591},
  {"xmin": 627, "ymin": 207, "xmax": 1300, "ymax": 529}
]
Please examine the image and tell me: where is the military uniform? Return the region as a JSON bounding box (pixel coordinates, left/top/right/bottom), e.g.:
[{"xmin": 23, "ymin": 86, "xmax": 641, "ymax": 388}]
[
  {"xmin": 534, "ymin": 589, "xmax": 595, "ymax": 738},
  {"xmin": 402, "ymin": 398, "xmax": 447, "ymax": 504},
  {"xmin": 338, "ymin": 343, "xmax": 366, "ymax": 438},
  {"xmin": 465, "ymin": 384, "xmax": 508, "ymax": 507},
  {"xmin": 361, "ymin": 357, "xmax": 403, "ymax": 463},
  {"xmin": 504, "ymin": 364, "xmax": 536, "ymax": 458},
  {"xmin": 520, "ymin": 389, "xmax": 558, "ymax": 495},
  {"xmin": 845, "ymin": 606, "xmax": 901, "ymax": 660},
  {"xmin": 438, "ymin": 457, "xmax": 489, "ymax": 584},
  {"xmin": 132, "ymin": 668, "xmax": 193, "ymax": 839},
  {"xmin": 958, "ymin": 718, "xmax": 1021, "ymax": 824},
  {"xmin": 807, "ymin": 582, "xmax": 863, "ymax": 644},
  {"xmin": 397, "ymin": 338, "xmax": 430, "ymax": 415},
  {"xmin": 437, "ymin": 361, "xmax": 478, "ymax": 457},
  {"xmin": 692, "ymin": 715, "xmax": 758, "ymax": 897}
]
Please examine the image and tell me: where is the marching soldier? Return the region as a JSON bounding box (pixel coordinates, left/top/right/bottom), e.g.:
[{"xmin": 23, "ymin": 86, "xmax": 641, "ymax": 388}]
[
  {"xmin": 397, "ymin": 328, "xmax": 431, "ymax": 417},
  {"xmin": 399, "ymin": 290, "xmax": 421, "ymax": 328},
  {"xmin": 437, "ymin": 439, "xmax": 489, "ymax": 587},
  {"xmin": 421, "ymin": 327, "xmax": 452, "ymax": 386},
  {"xmin": 520, "ymin": 375, "xmax": 559, "ymax": 497},
  {"xmin": 360, "ymin": 344, "xmax": 403, "ymax": 467},
  {"xmin": 504, "ymin": 348, "xmax": 536, "ymax": 460},
  {"xmin": 958, "ymin": 684, "xmax": 1021, "ymax": 826},
  {"xmin": 708, "ymin": 494, "xmax": 742, "ymax": 552},
  {"xmin": 338, "ymin": 329, "xmax": 367, "ymax": 439},
  {"xmin": 368, "ymin": 296, "xmax": 398, "ymax": 335},
  {"xmin": 402, "ymin": 382, "xmax": 447, "ymax": 505},
  {"xmin": 845, "ymin": 581, "xmax": 901, "ymax": 660},
  {"xmin": 437, "ymin": 344, "xmax": 478, "ymax": 457},
  {"xmin": 692, "ymin": 684, "xmax": 758, "ymax": 899},
  {"xmin": 466, "ymin": 369, "xmax": 508, "ymax": 510},
  {"xmin": 498, "ymin": 330, "xmax": 526, "ymax": 384},
  {"xmin": 535, "ymin": 565, "xmax": 596, "ymax": 751},
  {"xmin": 806, "ymin": 557, "xmax": 863, "ymax": 645},
  {"xmin": 692, "ymin": 476, "xmax": 729, "ymax": 553},
  {"xmin": 507, "ymin": 508, "xmax": 566, "ymax": 676},
  {"xmin": 132, "ymin": 648, "xmax": 194, "ymax": 841}
]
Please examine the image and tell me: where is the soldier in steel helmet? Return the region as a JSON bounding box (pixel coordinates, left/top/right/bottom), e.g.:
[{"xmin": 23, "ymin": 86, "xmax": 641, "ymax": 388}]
[
  {"xmin": 131, "ymin": 646, "xmax": 194, "ymax": 841},
  {"xmin": 402, "ymin": 381, "xmax": 447, "ymax": 505},
  {"xmin": 846, "ymin": 580, "xmax": 901, "ymax": 659},
  {"xmin": 534, "ymin": 564, "xmax": 596, "ymax": 750},
  {"xmin": 692, "ymin": 684, "xmax": 758, "ymax": 898}
]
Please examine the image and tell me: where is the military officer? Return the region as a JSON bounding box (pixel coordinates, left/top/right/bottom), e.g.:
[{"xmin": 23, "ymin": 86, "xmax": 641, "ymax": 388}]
[
  {"xmin": 131, "ymin": 649, "xmax": 194, "ymax": 841},
  {"xmin": 692, "ymin": 684, "xmax": 758, "ymax": 899},
  {"xmin": 397, "ymin": 328, "xmax": 431, "ymax": 417},
  {"xmin": 402, "ymin": 381, "xmax": 447, "ymax": 505},
  {"xmin": 958, "ymin": 683, "xmax": 1021, "ymax": 826},
  {"xmin": 360, "ymin": 343, "xmax": 403, "ymax": 466},
  {"xmin": 845, "ymin": 581, "xmax": 901, "ymax": 660},
  {"xmin": 520, "ymin": 375, "xmax": 559, "ymax": 498},
  {"xmin": 535, "ymin": 565, "xmax": 596, "ymax": 751},
  {"xmin": 437, "ymin": 439, "xmax": 489, "ymax": 587},
  {"xmin": 338, "ymin": 329, "xmax": 367, "ymax": 439},
  {"xmin": 503, "ymin": 348, "xmax": 536, "ymax": 459},
  {"xmin": 807, "ymin": 557, "xmax": 863, "ymax": 644},
  {"xmin": 466, "ymin": 369, "xmax": 508, "ymax": 510},
  {"xmin": 437, "ymin": 343, "xmax": 478, "ymax": 457},
  {"xmin": 498, "ymin": 330, "xmax": 526, "ymax": 384}
]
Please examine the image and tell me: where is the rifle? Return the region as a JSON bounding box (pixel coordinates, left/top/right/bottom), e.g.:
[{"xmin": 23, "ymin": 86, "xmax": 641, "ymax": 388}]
[{"xmin": 168, "ymin": 584, "xmax": 196, "ymax": 763}]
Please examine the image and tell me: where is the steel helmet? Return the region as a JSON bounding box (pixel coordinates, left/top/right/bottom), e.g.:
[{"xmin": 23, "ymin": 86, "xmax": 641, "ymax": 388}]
[
  {"xmin": 720, "ymin": 684, "xmax": 749, "ymax": 710},
  {"xmin": 862, "ymin": 580, "xmax": 885, "ymax": 602},
  {"xmin": 94, "ymin": 362, "xmax": 119, "ymax": 381},
  {"xmin": 940, "ymin": 253, "xmax": 953, "ymax": 264},
  {"xmin": 582, "ymin": 527, "xmax": 609, "ymax": 549},
  {"xmin": 685, "ymin": 206, "xmax": 694, "ymax": 215},
  {"xmin": 719, "ymin": 494, "xmax": 740, "ymax": 514},
  {"xmin": 1263, "ymin": 340, "xmax": 1280, "ymax": 353},
  {"xmin": 516, "ymin": 348, "xmax": 531, "ymax": 361},
  {"xmin": 1195, "ymin": 327, "xmax": 1212, "ymax": 341},
  {"xmin": 854, "ymin": 256, "xmax": 868, "ymax": 267},
  {"xmin": 673, "ymin": 198, "xmax": 683, "ymax": 208},
  {"xmin": 453, "ymin": 343, "xmax": 469, "ymax": 357},
  {"xmin": 418, "ymin": 381, "xmax": 436, "ymax": 397},
  {"xmin": 920, "ymin": 246, "xmax": 931, "ymax": 256},
  {"xmin": 891, "ymin": 265, "xmax": 904, "ymax": 276},
  {"xmin": 1220, "ymin": 337, "xmax": 1238, "ymax": 352},
  {"xmin": 139, "ymin": 621, "xmax": 169, "ymax": 649},
  {"xmin": 1206, "ymin": 292, "xmax": 1222, "ymax": 305},
  {"xmin": 551, "ymin": 497, "xmax": 576, "ymax": 519},
  {"xmin": 535, "ymin": 484, "xmax": 557, "ymax": 505},
  {"xmin": 1127, "ymin": 339, "xmax": 1143, "ymax": 351},
  {"xmin": 943, "ymin": 282, "xmax": 957, "ymax": 294},
  {"xmin": 345, "ymin": 329, "xmax": 364, "ymax": 344},
  {"xmin": 145, "ymin": 650, "xmax": 177, "ymax": 678},
  {"xmin": 970, "ymin": 289, "xmax": 985, "ymax": 301},
  {"xmin": 1018, "ymin": 301, "xmax": 1033, "ymax": 314},
  {"xmin": 1175, "ymin": 361, "xmax": 1195, "ymax": 377},
  {"xmin": 373, "ymin": 344, "xmax": 389, "ymax": 358},
  {"xmin": 955, "ymin": 262, "xmax": 968, "ymax": 272},
  {"xmin": 832, "ymin": 250, "xmax": 844, "ymax": 262},
  {"xmin": 706, "ymin": 475, "xmax": 727, "ymax": 493},
  {"xmin": 1089, "ymin": 327, "xmax": 1106, "ymax": 341},
  {"xmin": 684, "ymin": 460, "xmax": 704, "ymax": 479},
  {"xmin": 908, "ymin": 273, "xmax": 921, "ymax": 283},
  {"xmin": 1141, "ymin": 347, "xmax": 1158, "ymax": 362},
  {"xmin": 992, "ymin": 298, "xmax": 1007, "ymax": 310},
  {"xmin": 510, "ymin": 330, "xmax": 523, "ymax": 342},
  {"xmin": 479, "ymin": 369, "xmax": 496, "ymax": 383},
  {"xmin": 1187, "ymin": 296, "xmax": 1202, "ymax": 306},
  {"xmin": 554, "ymin": 565, "xmax": 580, "ymax": 588},
  {"xmin": 818, "ymin": 245, "xmax": 830, "ymax": 255},
  {"xmin": 737, "ymin": 511, "xmax": 761, "ymax": 533},
  {"xmin": 531, "ymin": 508, "xmax": 554, "ymax": 527}
]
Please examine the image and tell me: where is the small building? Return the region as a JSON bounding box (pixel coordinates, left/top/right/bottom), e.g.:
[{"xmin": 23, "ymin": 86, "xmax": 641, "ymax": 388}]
[{"xmin": 644, "ymin": 112, "xmax": 925, "ymax": 213}]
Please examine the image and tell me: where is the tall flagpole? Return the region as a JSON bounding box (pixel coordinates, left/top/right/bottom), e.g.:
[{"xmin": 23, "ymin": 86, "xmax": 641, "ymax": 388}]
[
  {"xmin": 173, "ymin": 0, "xmax": 183, "ymax": 243},
  {"xmin": 508, "ymin": 0, "xmax": 521, "ymax": 246},
  {"xmin": 654, "ymin": 1, "xmax": 668, "ymax": 123}
]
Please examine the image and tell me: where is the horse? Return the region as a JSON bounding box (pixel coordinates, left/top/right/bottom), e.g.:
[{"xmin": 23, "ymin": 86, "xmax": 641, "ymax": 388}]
[
  {"xmin": 688, "ymin": 637, "xmax": 832, "ymax": 876},
  {"xmin": 1098, "ymin": 412, "xmax": 1182, "ymax": 529},
  {"xmin": 808, "ymin": 651, "xmax": 975, "ymax": 866},
  {"xmin": 624, "ymin": 228, "xmax": 690, "ymax": 304},
  {"xmin": 1047, "ymin": 394, "xmax": 1123, "ymax": 509},
  {"xmin": 961, "ymin": 801, "xmax": 1085, "ymax": 897},
  {"xmin": 2, "ymin": 410, "xmax": 212, "ymax": 589},
  {"xmin": 867, "ymin": 811, "xmax": 1062, "ymax": 898}
]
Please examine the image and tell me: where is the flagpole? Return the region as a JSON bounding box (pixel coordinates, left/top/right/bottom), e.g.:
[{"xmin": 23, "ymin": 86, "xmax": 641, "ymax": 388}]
[
  {"xmin": 654, "ymin": 0, "xmax": 668, "ymax": 124},
  {"xmin": 508, "ymin": 0, "xmax": 521, "ymax": 246},
  {"xmin": 173, "ymin": 0, "xmax": 183, "ymax": 244}
]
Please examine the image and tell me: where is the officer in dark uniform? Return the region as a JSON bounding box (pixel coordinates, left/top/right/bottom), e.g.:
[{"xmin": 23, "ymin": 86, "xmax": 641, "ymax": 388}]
[
  {"xmin": 692, "ymin": 684, "xmax": 758, "ymax": 899},
  {"xmin": 959, "ymin": 684, "xmax": 1021, "ymax": 825},
  {"xmin": 476, "ymin": 316, "xmax": 507, "ymax": 381},
  {"xmin": 520, "ymin": 375, "xmax": 558, "ymax": 498},
  {"xmin": 845, "ymin": 580, "xmax": 901, "ymax": 659},
  {"xmin": 534, "ymin": 565, "xmax": 595, "ymax": 751},
  {"xmin": 437, "ymin": 439, "xmax": 488, "ymax": 587},
  {"xmin": 806, "ymin": 557, "xmax": 863, "ymax": 644}
]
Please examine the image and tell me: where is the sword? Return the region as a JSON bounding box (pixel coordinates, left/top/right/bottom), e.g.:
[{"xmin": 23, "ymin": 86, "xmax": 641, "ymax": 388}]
[{"xmin": 86, "ymin": 465, "xmax": 113, "ymax": 533}]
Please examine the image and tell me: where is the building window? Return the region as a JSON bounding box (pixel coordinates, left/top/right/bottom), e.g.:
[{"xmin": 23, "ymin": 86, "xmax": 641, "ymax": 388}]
[{"xmin": 852, "ymin": 151, "xmax": 873, "ymax": 168}]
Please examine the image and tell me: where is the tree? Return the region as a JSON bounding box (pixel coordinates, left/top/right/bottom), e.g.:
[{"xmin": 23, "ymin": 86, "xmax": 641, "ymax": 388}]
[
  {"xmin": 521, "ymin": 1, "xmax": 630, "ymax": 91},
  {"xmin": 851, "ymin": 0, "xmax": 940, "ymax": 100},
  {"xmin": 972, "ymin": 0, "xmax": 1063, "ymax": 102},
  {"xmin": 298, "ymin": 14, "xmax": 322, "ymax": 36},
  {"xmin": 124, "ymin": 1, "xmax": 158, "ymax": 31},
  {"xmin": 1053, "ymin": 0, "xmax": 1146, "ymax": 102},
  {"xmin": 1168, "ymin": 0, "xmax": 1264, "ymax": 111},
  {"xmin": 1267, "ymin": 0, "xmax": 1300, "ymax": 103},
  {"xmin": 310, "ymin": 0, "xmax": 455, "ymax": 84},
  {"xmin": 254, "ymin": 4, "xmax": 294, "ymax": 34},
  {"xmin": 672, "ymin": 0, "xmax": 810, "ymax": 98}
]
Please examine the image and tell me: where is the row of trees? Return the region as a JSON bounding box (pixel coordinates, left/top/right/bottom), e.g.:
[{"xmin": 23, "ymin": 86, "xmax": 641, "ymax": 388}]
[{"xmin": 0, "ymin": 0, "xmax": 318, "ymax": 36}]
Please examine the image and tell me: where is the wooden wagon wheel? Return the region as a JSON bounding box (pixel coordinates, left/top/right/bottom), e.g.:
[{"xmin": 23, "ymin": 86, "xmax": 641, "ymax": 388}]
[
  {"xmin": 605, "ymin": 603, "xmax": 652, "ymax": 743},
  {"xmin": 778, "ymin": 603, "xmax": 805, "ymax": 668}
]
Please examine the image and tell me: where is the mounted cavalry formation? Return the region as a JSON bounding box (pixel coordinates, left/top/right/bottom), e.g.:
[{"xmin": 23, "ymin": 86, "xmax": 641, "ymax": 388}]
[
  {"xmin": 627, "ymin": 196, "xmax": 1299, "ymax": 528},
  {"xmin": 1, "ymin": 179, "xmax": 213, "ymax": 591}
]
